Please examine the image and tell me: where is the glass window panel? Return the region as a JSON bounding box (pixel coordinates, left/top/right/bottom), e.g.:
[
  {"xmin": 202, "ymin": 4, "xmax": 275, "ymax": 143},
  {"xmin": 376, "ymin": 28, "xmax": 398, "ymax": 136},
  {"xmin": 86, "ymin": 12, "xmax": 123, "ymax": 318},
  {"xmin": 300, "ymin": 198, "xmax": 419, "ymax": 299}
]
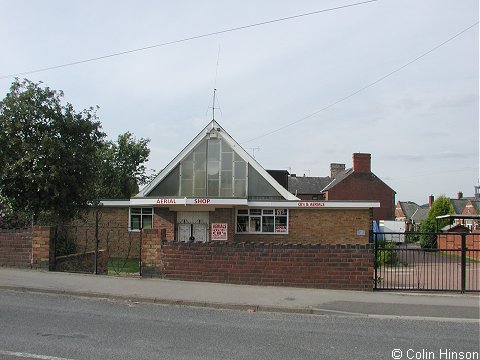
[
  {"xmin": 207, "ymin": 179, "xmax": 219, "ymax": 197},
  {"xmin": 237, "ymin": 216, "xmax": 248, "ymax": 232},
  {"xmin": 249, "ymin": 217, "xmax": 261, "ymax": 232},
  {"xmin": 131, "ymin": 208, "xmax": 141, "ymax": 214},
  {"xmin": 207, "ymin": 139, "xmax": 220, "ymax": 161},
  {"xmin": 250, "ymin": 209, "xmax": 261, "ymax": 215},
  {"xmin": 142, "ymin": 216, "xmax": 153, "ymax": 229},
  {"xmin": 130, "ymin": 215, "xmax": 141, "ymax": 230},
  {"xmin": 194, "ymin": 152, "xmax": 206, "ymax": 171},
  {"xmin": 237, "ymin": 209, "xmax": 248, "ymax": 214},
  {"xmin": 221, "ymin": 152, "xmax": 233, "ymax": 171},
  {"xmin": 262, "ymin": 216, "xmax": 274, "ymax": 232},
  {"xmin": 181, "ymin": 179, "xmax": 193, "ymax": 197},
  {"xmin": 234, "ymin": 161, "xmax": 246, "ymax": 179},
  {"xmin": 221, "ymin": 171, "xmax": 232, "ymax": 187},
  {"xmin": 142, "ymin": 208, "xmax": 153, "ymax": 214},
  {"xmin": 220, "ymin": 187, "xmax": 232, "ymax": 197},
  {"xmin": 275, "ymin": 216, "xmax": 288, "ymax": 233},
  {"xmin": 181, "ymin": 161, "xmax": 193, "ymax": 179},
  {"xmin": 234, "ymin": 179, "xmax": 247, "ymax": 197},
  {"xmin": 221, "ymin": 139, "xmax": 233, "ymax": 153},
  {"xmin": 207, "ymin": 161, "xmax": 219, "ymax": 178},
  {"xmin": 275, "ymin": 209, "xmax": 287, "ymax": 216},
  {"xmin": 262, "ymin": 209, "xmax": 274, "ymax": 215},
  {"xmin": 194, "ymin": 172, "xmax": 206, "ymax": 189},
  {"xmin": 195, "ymin": 141, "xmax": 206, "ymax": 153},
  {"xmin": 184, "ymin": 152, "xmax": 194, "ymax": 162}
]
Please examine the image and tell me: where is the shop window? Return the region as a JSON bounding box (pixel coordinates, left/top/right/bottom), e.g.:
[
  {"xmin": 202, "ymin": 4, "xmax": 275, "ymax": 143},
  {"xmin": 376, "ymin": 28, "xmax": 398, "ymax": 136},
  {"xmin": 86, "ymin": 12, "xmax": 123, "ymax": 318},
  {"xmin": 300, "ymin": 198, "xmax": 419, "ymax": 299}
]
[
  {"xmin": 236, "ymin": 209, "xmax": 288, "ymax": 234},
  {"xmin": 129, "ymin": 208, "xmax": 153, "ymax": 231}
]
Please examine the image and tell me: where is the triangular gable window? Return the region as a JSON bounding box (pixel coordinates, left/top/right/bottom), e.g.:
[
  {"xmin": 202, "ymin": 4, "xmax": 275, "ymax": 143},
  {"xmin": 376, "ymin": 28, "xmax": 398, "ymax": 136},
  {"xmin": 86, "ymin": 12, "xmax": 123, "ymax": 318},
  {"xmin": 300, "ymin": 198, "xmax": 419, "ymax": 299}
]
[{"xmin": 149, "ymin": 137, "xmax": 247, "ymax": 198}]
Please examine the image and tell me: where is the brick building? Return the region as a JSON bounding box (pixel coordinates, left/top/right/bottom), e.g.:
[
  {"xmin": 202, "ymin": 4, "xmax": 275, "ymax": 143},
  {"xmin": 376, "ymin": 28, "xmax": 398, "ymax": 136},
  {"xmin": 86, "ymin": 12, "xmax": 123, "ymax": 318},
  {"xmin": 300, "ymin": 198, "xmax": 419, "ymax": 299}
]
[
  {"xmin": 97, "ymin": 121, "xmax": 378, "ymax": 244},
  {"xmin": 288, "ymin": 153, "xmax": 395, "ymax": 221}
]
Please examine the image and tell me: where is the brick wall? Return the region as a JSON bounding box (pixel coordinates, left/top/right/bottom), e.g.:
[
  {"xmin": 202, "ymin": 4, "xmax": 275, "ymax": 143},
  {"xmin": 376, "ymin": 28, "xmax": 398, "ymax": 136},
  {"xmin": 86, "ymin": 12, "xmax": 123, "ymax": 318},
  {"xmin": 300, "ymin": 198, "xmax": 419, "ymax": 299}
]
[
  {"xmin": 437, "ymin": 232, "xmax": 480, "ymax": 260},
  {"xmin": 236, "ymin": 209, "xmax": 371, "ymax": 244},
  {"xmin": 159, "ymin": 242, "xmax": 374, "ymax": 290},
  {"xmin": 141, "ymin": 228, "xmax": 163, "ymax": 277},
  {"xmin": 32, "ymin": 226, "xmax": 55, "ymax": 270},
  {"xmin": 55, "ymin": 250, "xmax": 108, "ymax": 274},
  {"xmin": 325, "ymin": 172, "xmax": 395, "ymax": 221},
  {"xmin": 0, "ymin": 228, "xmax": 32, "ymax": 268}
]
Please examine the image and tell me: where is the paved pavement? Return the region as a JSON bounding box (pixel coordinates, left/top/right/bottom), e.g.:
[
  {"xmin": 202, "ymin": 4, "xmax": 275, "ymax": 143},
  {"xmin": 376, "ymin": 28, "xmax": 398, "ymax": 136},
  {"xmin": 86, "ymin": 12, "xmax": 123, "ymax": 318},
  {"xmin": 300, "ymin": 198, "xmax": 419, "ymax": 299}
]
[{"xmin": 0, "ymin": 268, "xmax": 478, "ymax": 321}]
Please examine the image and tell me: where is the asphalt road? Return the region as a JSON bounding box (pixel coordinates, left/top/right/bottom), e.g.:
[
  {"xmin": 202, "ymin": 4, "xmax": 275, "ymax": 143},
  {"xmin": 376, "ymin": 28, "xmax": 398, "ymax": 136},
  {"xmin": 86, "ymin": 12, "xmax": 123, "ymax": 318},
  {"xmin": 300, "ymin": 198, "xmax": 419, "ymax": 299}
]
[{"xmin": 0, "ymin": 290, "xmax": 478, "ymax": 360}]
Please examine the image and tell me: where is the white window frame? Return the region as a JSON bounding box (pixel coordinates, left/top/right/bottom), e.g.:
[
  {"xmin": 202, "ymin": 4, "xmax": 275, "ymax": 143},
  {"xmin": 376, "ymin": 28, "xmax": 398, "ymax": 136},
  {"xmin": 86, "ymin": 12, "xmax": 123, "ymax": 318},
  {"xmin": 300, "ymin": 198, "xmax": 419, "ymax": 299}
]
[
  {"xmin": 235, "ymin": 208, "xmax": 288, "ymax": 234},
  {"xmin": 129, "ymin": 207, "xmax": 154, "ymax": 231}
]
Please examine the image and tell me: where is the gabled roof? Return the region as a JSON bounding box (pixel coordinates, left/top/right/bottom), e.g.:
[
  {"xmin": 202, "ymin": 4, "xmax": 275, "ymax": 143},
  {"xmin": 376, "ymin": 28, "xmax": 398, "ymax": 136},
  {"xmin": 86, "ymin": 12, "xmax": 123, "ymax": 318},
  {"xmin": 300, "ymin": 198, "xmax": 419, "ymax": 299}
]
[
  {"xmin": 288, "ymin": 176, "xmax": 331, "ymax": 195},
  {"xmin": 136, "ymin": 120, "xmax": 299, "ymax": 201},
  {"xmin": 450, "ymin": 199, "xmax": 469, "ymax": 214},
  {"xmin": 321, "ymin": 168, "xmax": 353, "ymax": 192},
  {"xmin": 398, "ymin": 201, "xmax": 423, "ymax": 219},
  {"xmin": 411, "ymin": 207, "xmax": 429, "ymax": 223},
  {"xmin": 321, "ymin": 167, "xmax": 396, "ymax": 194}
]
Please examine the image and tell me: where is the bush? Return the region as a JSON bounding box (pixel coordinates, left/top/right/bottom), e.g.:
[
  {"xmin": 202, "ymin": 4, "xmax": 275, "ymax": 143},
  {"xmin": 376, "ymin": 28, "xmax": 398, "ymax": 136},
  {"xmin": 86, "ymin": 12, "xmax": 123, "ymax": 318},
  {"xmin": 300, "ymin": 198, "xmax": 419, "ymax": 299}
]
[
  {"xmin": 376, "ymin": 242, "xmax": 399, "ymax": 266},
  {"xmin": 55, "ymin": 235, "xmax": 77, "ymax": 257}
]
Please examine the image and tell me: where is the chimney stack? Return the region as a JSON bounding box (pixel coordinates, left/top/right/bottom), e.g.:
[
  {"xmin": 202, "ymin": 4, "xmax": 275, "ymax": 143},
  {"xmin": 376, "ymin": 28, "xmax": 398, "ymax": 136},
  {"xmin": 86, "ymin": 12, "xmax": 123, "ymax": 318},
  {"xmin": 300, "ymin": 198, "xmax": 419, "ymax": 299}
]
[
  {"xmin": 352, "ymin": 153, "xmax": 371, "ymax": 173},
  {"xmin": 457, "ymin": 191, "xmax": 463, "ymax": 199},
  {"xmin": 330, "ymin": 163, "xmax": 345, "ymax": 179},
  {"xmin": 429, "ymin": 195, "xmax": 435, "ymax": 207}
]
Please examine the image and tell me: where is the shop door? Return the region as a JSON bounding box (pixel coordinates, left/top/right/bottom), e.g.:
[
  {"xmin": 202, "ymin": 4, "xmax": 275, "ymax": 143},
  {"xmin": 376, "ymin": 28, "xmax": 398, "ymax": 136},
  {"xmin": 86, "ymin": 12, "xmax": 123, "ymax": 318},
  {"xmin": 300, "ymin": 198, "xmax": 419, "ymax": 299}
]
[{"xmin": 177, "ymin": 212, "xmax": 209, "ymax": 242}]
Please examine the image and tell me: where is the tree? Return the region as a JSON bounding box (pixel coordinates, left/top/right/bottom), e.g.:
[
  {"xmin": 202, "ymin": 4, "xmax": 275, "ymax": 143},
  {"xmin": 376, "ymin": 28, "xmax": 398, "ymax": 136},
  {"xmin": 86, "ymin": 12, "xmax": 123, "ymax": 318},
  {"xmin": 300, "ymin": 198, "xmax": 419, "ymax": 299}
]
[
  {"xmin": 0, "ymin": 79, "xmax": 105, "ymax": 225},
  {"xmin": 96, "ymin": 132, "xmax": 151, "ymax": 199},
  {"xmin": 419, "ymin": 195, "xmax": 454, "ymax": 248}
]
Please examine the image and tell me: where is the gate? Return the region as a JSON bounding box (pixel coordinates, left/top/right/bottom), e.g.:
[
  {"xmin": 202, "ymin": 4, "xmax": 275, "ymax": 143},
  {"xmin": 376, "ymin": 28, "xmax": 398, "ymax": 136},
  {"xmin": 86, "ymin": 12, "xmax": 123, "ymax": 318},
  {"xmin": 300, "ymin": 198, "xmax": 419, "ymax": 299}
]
[
  {"xmin": 373, "ymin": 232, "xmax": 479, "ymax": 293},
  {"xmin": 53, "ymin": 211, "xmax": 141, "ymax": 276}
]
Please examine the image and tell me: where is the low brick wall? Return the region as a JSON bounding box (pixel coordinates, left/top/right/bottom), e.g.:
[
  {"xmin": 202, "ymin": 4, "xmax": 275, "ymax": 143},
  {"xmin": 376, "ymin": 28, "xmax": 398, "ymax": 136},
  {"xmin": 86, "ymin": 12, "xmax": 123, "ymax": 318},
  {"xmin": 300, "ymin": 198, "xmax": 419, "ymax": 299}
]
[
  {"xmin": 437, "ymin": 233, "xmax": 480, "ymax": 260},
  {"xmin": 55, "ymin": 250, "xmax": 108, "ymax": 274},
  {"xmin": 0, "ymin": 228, "xmax": 32, "ymax": 268},
  {"xmin": 157, "ymin": 242, "xmax": 374, "ymax": 291}
]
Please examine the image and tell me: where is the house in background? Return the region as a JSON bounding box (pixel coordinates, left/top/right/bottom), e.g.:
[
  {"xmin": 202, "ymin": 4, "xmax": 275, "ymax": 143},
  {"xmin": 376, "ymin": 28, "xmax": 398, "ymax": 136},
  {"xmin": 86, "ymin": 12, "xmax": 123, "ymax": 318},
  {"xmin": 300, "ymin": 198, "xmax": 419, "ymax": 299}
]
[
  {"xmin": 395, "ymin": 201, "xmax": 429, "ymax": 231},
  {"xmin": 286, "ymin": 154, "xmax": 396, "ymax": 222},
  {"xmin": 395, "ymin": 190, "xmax": 480, "ymax": 232}
]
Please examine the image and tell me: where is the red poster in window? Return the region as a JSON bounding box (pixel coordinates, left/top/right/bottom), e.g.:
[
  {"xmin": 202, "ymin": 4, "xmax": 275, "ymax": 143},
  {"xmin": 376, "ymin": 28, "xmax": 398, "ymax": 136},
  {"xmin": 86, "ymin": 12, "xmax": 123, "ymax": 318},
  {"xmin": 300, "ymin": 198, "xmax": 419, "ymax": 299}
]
[
  {"xmin": 211, "ymin": 223, "xmax": 228, "ymax": 240},
  {"xmin": 275, "ymin": 225, "xmax": 287, "ymax": 233}
]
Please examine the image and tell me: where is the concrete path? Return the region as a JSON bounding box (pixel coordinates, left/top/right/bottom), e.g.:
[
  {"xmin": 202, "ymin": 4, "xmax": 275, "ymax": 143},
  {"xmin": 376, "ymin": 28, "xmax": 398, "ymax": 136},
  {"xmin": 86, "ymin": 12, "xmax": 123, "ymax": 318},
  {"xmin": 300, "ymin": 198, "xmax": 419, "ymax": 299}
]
[{"xmin": 0, "ymin": 268, "xmax": 478, "ymax": 321}]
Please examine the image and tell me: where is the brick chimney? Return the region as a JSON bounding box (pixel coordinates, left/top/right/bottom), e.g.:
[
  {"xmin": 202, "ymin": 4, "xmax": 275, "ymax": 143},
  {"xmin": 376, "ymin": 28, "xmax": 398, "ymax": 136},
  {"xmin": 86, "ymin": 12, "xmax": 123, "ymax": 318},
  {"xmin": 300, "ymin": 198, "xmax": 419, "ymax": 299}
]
[
  {"xmin": 429, "ymin": 195, "xmax": 434, "ymax": 207},
  {"xmin": 330, "ymin": 163, "xmax": 345, "ymax": 179},
  {"xmin": 352, "ymin": 153, "xmax": 371, "ymax": 173},
  {"xmin": 457, "ymin": 191, "xmax": 463, "ymax": 199}
]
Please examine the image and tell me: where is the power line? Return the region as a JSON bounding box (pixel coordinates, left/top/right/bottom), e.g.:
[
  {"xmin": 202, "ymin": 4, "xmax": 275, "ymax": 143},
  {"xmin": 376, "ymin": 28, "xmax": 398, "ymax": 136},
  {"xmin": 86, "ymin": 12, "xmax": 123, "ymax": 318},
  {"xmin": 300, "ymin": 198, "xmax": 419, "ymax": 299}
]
[
  {"xmin": 0, "ymin": 0, "xmax": 378, "ymax": 80},
  {"xmin": 241, "ymin": 21, "xmax": 479, "ymax": 144}
]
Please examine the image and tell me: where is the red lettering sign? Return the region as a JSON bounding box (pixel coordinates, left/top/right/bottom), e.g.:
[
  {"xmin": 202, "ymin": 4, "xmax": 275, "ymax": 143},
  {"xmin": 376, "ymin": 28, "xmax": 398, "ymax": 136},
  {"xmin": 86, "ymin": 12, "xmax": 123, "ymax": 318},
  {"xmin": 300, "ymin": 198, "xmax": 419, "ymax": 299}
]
[
  {"xmin": 211, "ymin": 223, "xmax": 227, "ymax": 240},
  {"xmin": 156, "ymin": 199, "xmax": 177, "ymax": 204},
  {"xmin": 297, "ymin": 202, "xmax": 325, "ymax": 207},
  {"xmin": 194, "ymin": 198, "xmax": 211, "ymax": 204}
]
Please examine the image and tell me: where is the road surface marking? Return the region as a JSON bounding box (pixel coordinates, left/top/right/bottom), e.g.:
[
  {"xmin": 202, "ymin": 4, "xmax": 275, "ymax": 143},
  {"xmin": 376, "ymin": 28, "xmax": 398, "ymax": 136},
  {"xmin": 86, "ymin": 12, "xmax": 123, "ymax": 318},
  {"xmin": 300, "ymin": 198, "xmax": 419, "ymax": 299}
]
[{"xmin": 0, "ymin": 350, "xmax": 75, "ymax": 360}]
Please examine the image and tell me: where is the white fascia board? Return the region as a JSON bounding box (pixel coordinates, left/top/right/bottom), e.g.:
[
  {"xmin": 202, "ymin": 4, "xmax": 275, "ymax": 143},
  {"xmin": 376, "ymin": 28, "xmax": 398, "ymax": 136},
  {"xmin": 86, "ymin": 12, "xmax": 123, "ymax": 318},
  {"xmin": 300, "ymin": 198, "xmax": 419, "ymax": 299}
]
[
  {"xmin": 131, "ymin": 197, "xmax": 249, "ymax": 206},
  {"xmin": 246, "ymin": 200, "xmax": 381, "ymax": 209},
  {"xmin": 99, "ymin": 200, "xmax": 131, "ymax": 207}
]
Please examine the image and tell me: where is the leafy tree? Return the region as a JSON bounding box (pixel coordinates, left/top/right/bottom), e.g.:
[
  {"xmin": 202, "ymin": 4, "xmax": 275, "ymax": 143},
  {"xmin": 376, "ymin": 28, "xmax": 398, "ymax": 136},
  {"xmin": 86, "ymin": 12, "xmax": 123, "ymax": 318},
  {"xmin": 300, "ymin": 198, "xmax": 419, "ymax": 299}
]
[
  {"xmin": 96, "ymin": 132, "xmax": 151, "ymax": 199},
  {"xmin": 0, "ymin": 79, "xmax": 105, "ymax": 225},
  {"xmin": 419, "ymin": 195, "xmax": 454, "ymax": 248}
]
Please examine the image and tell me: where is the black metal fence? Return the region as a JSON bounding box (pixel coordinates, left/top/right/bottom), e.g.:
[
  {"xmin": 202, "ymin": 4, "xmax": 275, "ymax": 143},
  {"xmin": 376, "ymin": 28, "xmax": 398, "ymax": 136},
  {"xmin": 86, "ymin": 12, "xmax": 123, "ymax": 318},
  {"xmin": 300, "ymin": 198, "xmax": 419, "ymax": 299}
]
[
  {"xmin": 53, "ymin": 215, "xmax": 142, "ymax": 276},
  {"xmin": 372, "ymin": 232, "xmax": 479, "ymax": 293}
]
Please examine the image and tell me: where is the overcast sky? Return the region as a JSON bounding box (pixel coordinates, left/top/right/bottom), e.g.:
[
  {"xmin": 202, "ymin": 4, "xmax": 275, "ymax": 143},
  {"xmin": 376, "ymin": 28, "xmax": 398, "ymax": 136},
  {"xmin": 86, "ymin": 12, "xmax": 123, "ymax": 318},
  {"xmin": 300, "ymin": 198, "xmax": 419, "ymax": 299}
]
[{"xmin": 1, "ymin": 0, "xmax": 478, "ymax": 204}]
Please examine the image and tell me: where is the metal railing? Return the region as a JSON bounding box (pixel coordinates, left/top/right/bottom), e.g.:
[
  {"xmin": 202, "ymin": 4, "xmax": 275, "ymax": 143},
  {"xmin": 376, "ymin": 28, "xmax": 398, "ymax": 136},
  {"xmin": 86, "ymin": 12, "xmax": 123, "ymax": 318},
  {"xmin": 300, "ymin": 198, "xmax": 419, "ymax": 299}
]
[{"xmin": 372, "ymin": 232, "xmax": 479, "ymax": 293}]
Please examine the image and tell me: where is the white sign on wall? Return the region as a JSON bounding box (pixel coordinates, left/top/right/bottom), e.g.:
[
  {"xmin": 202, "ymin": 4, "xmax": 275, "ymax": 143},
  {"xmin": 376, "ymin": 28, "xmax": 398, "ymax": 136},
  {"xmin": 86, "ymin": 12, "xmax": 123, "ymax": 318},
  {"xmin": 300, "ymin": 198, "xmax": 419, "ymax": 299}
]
[{"xmin": 211, "ymin": 223, "xmax": 228, "ymax": 241}]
